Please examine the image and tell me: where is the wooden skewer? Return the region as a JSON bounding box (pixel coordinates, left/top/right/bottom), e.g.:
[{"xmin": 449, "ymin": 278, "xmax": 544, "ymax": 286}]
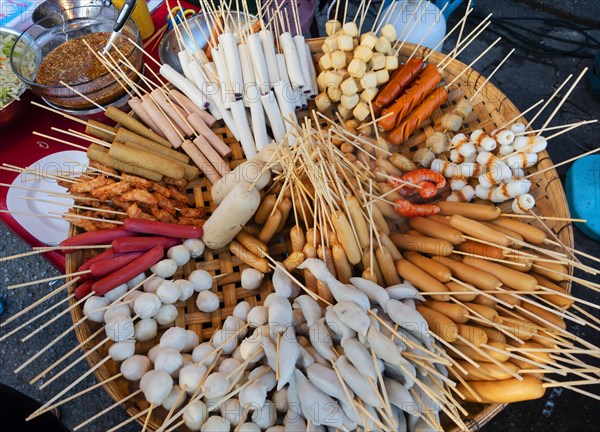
[
  {"xmin": 500, "ymin": 213, "xmax": 587, "ymax": 223},
  {"xmin": 470, "ymin": 48, "xmax": 515, "ymax": 101},
  {"xmin": 142, "ymin": 403, "xmax": 154, "ymax": 432},
  {"xmin": 106, "ymin": 406, "xmax": 150, "ymax": 432},
  {"xmin": 51, "ymin": 211, "xmax": 124, "ymax": 225},
  {"xmin": 32, "ymin": 131, "xmax": 88, "ymax": 151},
  {"xmin": 542, "ymin": 379, "xmax": 600, "ymax": 389},
  {"xmin": 445, "ymin": 37, "xmax": 502, "ymax": 88},
  {"xmin": 8, "ymin": 270, "xmax": 91, "ymax": 289},
  {"xmin": 541, "ymin": 378, "xmax": 600, "ymax": 400},
  {"xmin": 0, "ymin": 277, "xmax": 79, "ymax": 326},
  {"xmin": 19, "ymin": 196, "xmax": 127, "ymax": 216},
  {"xmin": 497, "ymin": 98, "xmax": 545, "ymax": 130},
  {"xmin": 74, "ymin": 389, "xmax": 142, "ymax": 431}
]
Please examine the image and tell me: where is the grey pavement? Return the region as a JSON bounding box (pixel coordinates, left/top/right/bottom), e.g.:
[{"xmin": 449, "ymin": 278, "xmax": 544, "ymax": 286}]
[{"xmin": 1, "ymin": 0, "xmax": 599, "ymax": 431}]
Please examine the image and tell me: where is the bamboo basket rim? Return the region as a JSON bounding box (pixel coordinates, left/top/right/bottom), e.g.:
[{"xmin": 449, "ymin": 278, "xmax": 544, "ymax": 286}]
[{"xmin": 64, "ymin": 40, "xmax": 574, "ymax": 431}]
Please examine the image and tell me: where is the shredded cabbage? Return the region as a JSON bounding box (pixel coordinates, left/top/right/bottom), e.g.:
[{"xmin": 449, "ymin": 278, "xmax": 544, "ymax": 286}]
[{"xmin": 1, "ymin": 33, "xmax": 29, "ymax": 108}]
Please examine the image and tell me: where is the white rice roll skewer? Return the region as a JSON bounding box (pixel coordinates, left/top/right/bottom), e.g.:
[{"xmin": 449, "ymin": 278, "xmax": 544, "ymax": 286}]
[
  {"xmin": 475, "ymin": 184, "xmax": 493, "ymax": 200},
  {"xmin": 177, "ymin": 50, "xmax": 194, "ymax": 82},
  {"xmin": 471, "ymin": 129, "xmax": 497, "ymax": 152},
  {"xmin": 160, "ymin": 64, "xmax": 209, "ymax": 110},
  {"xmin": 304, "ymin": 44, "xmax": 318, "ymax": 97},
  {"xmin": 261, "ymin": 92, "xmax": 286, "ymax": 143},
  {"xmin": 447, "ymin": 185, "xmax": 476, "ymax": 202},
  {"xmin": 210, "ymin": 48, "xmax": 235, "ymax": 105},
  {"xmin": 280, "ymin": 32, "xmax": 307, "ymax": 90},
  {"xmin": 293, "ymin": 35, "xmax": 313, "ymax": 94},
  {"xmin": 513, "ymin": 135, "xmax": 548, "ymax": 153},
  {"xmin": 259, "ymin": 29, "xmax": 279, "ymax": 87},
  {"xmin": 512, "ymin": 194, "xmax": 536, "ymax": 214},
  {"xmin": 505, "ymin": 152, "xmax": 539, "ymax": 170},
  {"xmin": 247, "ymin": 32, "xmax": 270, "ymax": 94},
  {"xmin": 229, "ymin": 100, "xmax": 257, "ymax": 159},
  {"xmin": 275, "ymin": 54, "xmax": 299, "ymax": 113},
  {"xmin": 492, "ymin": 129, "xmax": 515, "ymax": 145},
  {"xmin": 238, "ymin": 44, "xmax": 255, "ymax": 108},
  {"xmin": 498, "ymin": 144, "xmax": 514, "ymax": 156}
]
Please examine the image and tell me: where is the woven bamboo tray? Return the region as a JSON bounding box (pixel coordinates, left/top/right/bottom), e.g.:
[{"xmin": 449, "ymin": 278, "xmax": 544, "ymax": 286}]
[{"xmin": 66, "ymin": 40, "xmax": 574, "ymax": 431}]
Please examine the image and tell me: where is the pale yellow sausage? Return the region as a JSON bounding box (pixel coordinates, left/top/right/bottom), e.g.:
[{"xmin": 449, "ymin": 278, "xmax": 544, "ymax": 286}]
[
  {"xmin": 395, "ymin": 259, "xmax": 450, "ymax": 301},
  {"xmin": 376, "ymin": 246, "xmax": 401, "ymax": 286},
  {"xmin": 445, "ymin": 281, "xmax": 477, "ymax": 301},
  {"xmin": 258, "ymin": 209, "xmax": 282, "ymax": 243},
  {"xmin": 254, "ymin": 194, "xmax": 277, "ymax": 224},
  {"xmin": 456, "ymin": 324, "xmax": 488, "ymax": 346},
  {"xmin": 404, "ymin": 251, "xmax": 452, "ymax": 282},
  {"xmin": 451, "ymin": 361, "xmax": 520, "ymax": 381},
  {"xmin": 437, "ymin": 201, "xmax": 501, "ymax": 220},
  {"xmin": 346, "ymin": 196, "xmax": 370, "ymax": 249},
  {"xmin": 236, "ymin": 229, "xmax": 268, "ymax": 258},
  {"xmin": 464, "ymin": 256, "xmax": 538, "ymax": 292},
  {"xmin": 332, "ymin": 244, "xmax": 353, "ymax": 284},
  {"xmin": 483, "ymin": 221, "xmax": 524, "ymax": 245},
  {"xmin": 362, "ymin": 247, "xmax": 384, "ymax": 286},
  {"xmin": 290, "ymin": 225, "xmax": 306, "ymax": 252},
  {"xmin": 456, "ymin": 240, "xmax": 507, "ymax": 259},
  {"xmin": 317, "ymin": 245, "xmax": 337, "ymax": 278},
  {"xmin": 283, "ymin": 251, "xmax": 305, "ymax": 272},
  {"xmin": 379, "ymin": 232, "xmax": 402, "ymax": 260},
  {"xmin": 390, "ymin": 233, "xmax": 454, "ymax": 256},
  {"xmin": 520, "ymin": 302, "xmax": 567, "ymax": 330},
  {"xmin": 416, "ymin": 305, "xmax": 458, "ymax": 342},
  {"xmin": 432, "ymin": 256, "xmax": 503, "ymax": 291},
  {"xmin": 371, "ymin": 204, "xmax": 390, "ymax": 235},
  {"xmin": 481, "ymin": 326, "xmax": 506, "ymax": 344},
  {"xmin": 463, "ymin": 303, "xmax": 501, "ymax": 323},
  {"xmin": 409, "ymin": 216, "xmax": 465, "ymax": 245},
  {"xmin": 276, "ymin": 198, "xmax": 292, "ymax": 232},
  {"xmin": 451, "ymin": 341, "xmax": 510, "ymax": 363},
  {"xmin": 423, "ymin": 300, "xmax": 469, "ymax": 323},
  {"xmin": 490, "ymin": 218, "xmax": 546, "ymax": 244},
  {"xmin": 229, "ymin": 241, "xmax": 270, "ymax": 273},
  {"xmin": 457, "ymin": 376, "xmax": 545, "ymax": 403},
  {"xmin": 449, "ymin": 215, "xmax": 511, "ymax": 247},
  {"xmin": 530, "ymin": 273, "xmax": 573, "ymax": 309},
  {"xmin": 331, "ymin": 210, "xmax": 362, "ymax": 265},
  {"xmin": 531, "ymin": 256, "xmax": 569, "ymax": 282}
]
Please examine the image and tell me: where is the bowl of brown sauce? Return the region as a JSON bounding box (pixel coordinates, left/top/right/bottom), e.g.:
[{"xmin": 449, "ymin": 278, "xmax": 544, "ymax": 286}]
[{"xmin": 10, "ymin": 5, "xmax": 143, "ymax": 115}]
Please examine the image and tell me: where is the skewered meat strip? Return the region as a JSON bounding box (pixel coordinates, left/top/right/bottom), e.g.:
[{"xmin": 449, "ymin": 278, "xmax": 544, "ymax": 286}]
[
  {"xmin": 69, "ymin": 175, "xmax": 112, "ymax": 194},
  {"xmin": 153, "ymin": 192, "xmax": 177, "ymax": 216},
  {"xmin": 91, "ymin": 181, "xmax": 131, "ymax": 201},
  {"xmin": 168, "ymin": 187, "xmax": 192, "ymax": 205},
  {"xmin": 64, "ymin": 210, "xmax": 98, "ymax": 231},
  {"xmin": 163, "ymin": 177, "xmax": 188, "ymax": 191},
  {"xmin": 122, "ymin": 174, "xmax": 153, "ymax": 189},
  {"xmin": 121, "ymin": 189, "xmax": 159, "ymax": 207},
  {"xmin": 126, "ymin": 203, "xmax": 157, "ymax": 221},
  {"xmin": 151, "ymin": 207, "xmax": 176, "ymax": 223},
  {"xmin": 177, "ymin": 217, "xmax": 205, "ymax": 227},
  {"xmin": 178, "ymin": 207, "xmax": 204, "ymax": 218},
  {"xmin": 89, "ymin": 161, "xmax": 119, "ymax": 176}
]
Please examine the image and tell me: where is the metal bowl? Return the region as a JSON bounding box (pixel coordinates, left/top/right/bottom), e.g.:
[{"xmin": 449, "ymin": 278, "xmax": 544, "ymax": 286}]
[
  {"xmin": 158, "ymin": 12, "xmax": 256, "ymax": 74},
  {"xmin": 0, "ymin": 26, "xmax": 30, "ymax": 130},
  {"xmin": 32, "ymin": 0, "xmax": 108, "ymax": 27},
  {"xmin": 10, "ymin": 5, "xmax": 142, "ymax": 115}
]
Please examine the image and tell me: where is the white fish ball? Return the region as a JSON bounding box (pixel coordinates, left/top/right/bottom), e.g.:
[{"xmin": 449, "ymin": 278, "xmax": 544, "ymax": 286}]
[
  {"xmin": 196, "ymin": 291, "xmax": 220, "ymax": 313},
  {"xmin": 144, "ymin": 276, "xmax": 164, "ymax": 293},
  {"xmin": 251, "ymin": 400, "xmax": 277, "ymax": 430},
  {"xmin": 212, "ymin": 329, "xmax": 237, "ymax": 354},
  {"xmin": 201, "ymin": 416, "xmax": 230, "ymax": 432},
  {"xmin": 247, "ymin": 306, "xmax": 268, "ymax": 328},
  {"xmin": 121, "ymin": 355, "xmax": 150, "ymax": 381},
  {"xmin": 162, "ymin": 385, "xmax": 186, "ymax": 411},
  {"xmin": 127, "ymin": 272, "xmax": 147, "ymax": 289},
  {"xmin": 141, "ymin": 370, "xmax": 173, "ymax": 405},
  {"xmin": 457, "ymin": 142, "xmax": 476, "ymax": 158},
  {"xmin": 451, "ymin": 133, "xmax": 469, "ymax": 146},
  {"xmin": 494, "ymin": 129, "xmax": 515, "ymax": 146},
  {"xmin": 106, "ymin": 315, "xmax": 134, "ymax": 342},
  {"xmin": 183, "ymin": 239, "xmax": 205, "ymax": 258},
  {"xmin": 108, "ymin": 341, "xmax": 135, "ymax": 361},
  {"xmin": 223, "ymin": 316, "xmax": 247, "ymax": 339},
  {"xmin": 475, "ymin": 184, "xmax": 492, "ymax": 200},
  {"xmin": 233, "ymin": 301, "xmax": 251, "ymax": 321},
  {"xmin": 160, "ymin": 327, "xmax": 188, "ymax": 351},
  {"xmin": 272, "ymin": 388, "xmax": 288, "ymax": 413},
  {"xmin": 104, "ymin": 303, "xmax": 131, "ymax": 323},
  {"xmin": 241, "ymin": 268, "xmax": 264, "ymax": 290},
  {"xmin": 104, "ymin": 283, "xmax": 128, "ymax": 302},
  {"xmin": 189, "ymin": 269, "xmax": 213, "ymax": 292},
  {"xmin": 135, "ymin": 318, "xmax": 157, "ymax": 342},
  {"xmin": 183, "ymin": 330, "xmax": 200, "ymax": 353},
  {"xmin": 183, "ymin": 401, "xmax": 208, "ymax": 431},
  {"xmin": 498, "ymin": 144, "xmax": 514, "ymax": 156},
  {"xmin": 221, "ymin": 398, "xmax": 244, "ymax": 426},
  {"xmin": 155, "ymin": 347, "xmax": 183, "ymax": 375},
  {"xmin": 124, "ymin": 290, "xmax": 142, "ymax": 312},
  {"xmin": 150, "ymin": 259, "xmax": 178, "ymax": 278},
  {"xmin": 134, "ymin": 293, "xmax": 161, "ymax": 319},
  {"xmin": 192, "ymin": 342, "xmax": 217, "ymax": 365},
  {"xmin": 219, "ymin": 358, "xmax": 242, "ymax": 376},
  {"xmin": 479, "ymin": 136, "xmax": 497, "ymax": 152},
  {"xmin": 175, "ymin": 279, "xmax": 195, "ymax": 301},
  {"xmin": 167, "ymin": 245, "xmax": 191, "ymax": 267},
  {"xmin": 179, "ymin": 364, "xmax": 207, "ymax": 394},
  {"xmin": 157, "ymin": 280, "xmax": 182, "ymax": 305},
  {"xmin": 83, "ymin": 296, "xmax": 109, "ymax": 323},
  {"xmin": 512, "ymin": 167, "xmax": 525, "ymax": 178},
  {"xmin": 155, "ymin": 304, "xmax": 178, "ymax": 326},
  {"xmin": 202, "ymin": 372, "xmax": 229, "ymax": 399},
  {"xmin": 148, "ymin": 345, "xmax": 162, "ymax": 363}
]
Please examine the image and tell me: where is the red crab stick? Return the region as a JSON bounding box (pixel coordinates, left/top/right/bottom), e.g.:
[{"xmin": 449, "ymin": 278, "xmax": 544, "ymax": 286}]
[
  {"xmin": 112, "ymin": 236, "xmax": 181, "ymax": 254},
  {"xmin": 59, "ymin": 227, "xmax": 134, "ymax": 249}
]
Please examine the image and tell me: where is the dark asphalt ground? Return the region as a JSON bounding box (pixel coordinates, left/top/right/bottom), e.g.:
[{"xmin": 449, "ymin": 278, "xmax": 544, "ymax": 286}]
[{"xmin": 0, "ymin": 0, "xmax": 598, "ymax": 430}]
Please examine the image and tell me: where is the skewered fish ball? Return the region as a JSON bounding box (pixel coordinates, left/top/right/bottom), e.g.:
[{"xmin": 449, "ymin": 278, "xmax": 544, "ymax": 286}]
[
  {"xmin": 221, "ymin": 398, "xmax": 244, "ymax": 426},
  {"xmin": 201, "ymin": 416, "xmax": 230, "ymax": 432},
  {"xmin": 188, "ymin": 269, "xmax": 213, "ymax": 291},
  {"xmin": 183, "ymin": 329, "xmax": 200, "ymax": 353},
  {"xmin": 340, "ymin": 94, "xmax": 359, "ymax": 109},
  {"xmin": 160, "ymin": 327, "xmax": 188, "ymax": 351},
  {"xmin": 104, "ymin": 283, "xmax": 128, "ymax": 302},
  {"xmin": 375, "ymin": 69, "xmax": 389, "ymax": 85},
  {"xmin": 511, "ymin": 122, "xmax": 526, "ymax": 134},
  {"xmin": 127, "ymin": 272, "xmax": 147, "ymax": 289},
  {"xmin": 319, "ymin": 53, "xmax": 333, "ymax": 70},
  {"xmin": 238, "ymin": 423, "xmax": 261, "ymax": 432},
  {"xmin": 134, "ymin": 293, "xmax": 161, "ymax": 319},
  {"xmin": 212, "ymin": 329, "xmax": 237, "ymax": 354},
  {"xmin": 183, "ymin": 239, "xmax": 205, "ymax": 258},
  {"xmin": 124, "ymin": 290, "xmax": 142, "ymax": 312},
  {"xmin": 354, "ymin": 45, "xmax": 373, "ymax": 63},
  {"xmin": 148, "ymin": 345, "xmax": 162, "ymax": 363},
  {"xmin": 192, "ymin": 342, "xmax": 217, "ymax": 365},
  {"xmin": 175, "ymin": 279, "xmax": 195, "ymax": 301},
  {"xmin": 196, "ymin": 290, "xmax": 220, "ymax": 312},
  {"xmin": 241, "ymin": 268, "xmax": 264, "ymax": 290},
  {"xmin": 331, "ymin": 50, "xmax": 347, "ymax": 69},
  {"xmin": 315, "ymin": 92, "xmax": 332, "ymax": 111},
  {"xmin": 179, "ymin": 363, "xmax": 207, "ymax": 394},
  {"xmin": 353, "ymin": 101, "xmax": 371, "ymax": 121},
  {"xmin": 233, "ymin": 301, "xmax": 251, "ymax": 321},
  {"xmin": 106, "ymin": 315, "xmax": 134, "ymax": 342},
  {"xmin": 121, "ymin": 355, "xmax": 151, "ymax": 381},
  {"xmin": 370, "ymin": 52, "xmax": 386, "ymax": 70},
  {"xmin": 425, "ymin": 132, "xmax": 449, "ymax": 155},
  {"xmin": 135, "ymin": 318, "xmax": 158, "ymax": 342},
  {"xmin": 183, "ymin": 400, "xmax": 208, "ymax": 431},
  {"xmin": 162, "ymin": 385, "xmax": 186, "ymax": 411},
  {"xmin": 202, "ymin": 372, "xmax": 230, "ymax": 399},
  {"xmin": 143, "ymin": 276, "xmax": 164, "ymax": 293},
  {"xmin": 327, "ymin": 85, "xmax": 343, "ymax": 102},
  {"xmin": 83, "ymin": 296, "xmax": 109, "ymax": 323},
  {"xmin": 155, "ymin": 347, "xmax": 183, "ymax": 375},
  {"xmin": 155, "ymin": 304, "xmax": 178, "ymax": 325},
  {"xmin": 247, "ymin": 305, "xmax": 268, "ymax": 327},
  {"xmin": 150, "ymin": 259, "xmax": 178, "ymax": 278},
  {"xmin": 441, "ymin": 112, "xmax": 464, "ymax": 131},
  {"xmin": 452, "ymin": 99, "xmax": 473, "ymax": 119},
  {"xmin": 156, "ymin": 280, "xmax": 181, "ymax": 304},
  {"xmin": 380, "ymin": 24, "xmax": 397, "ymax": 41},
  {"xmin": 167, "ymin": 245, "xmax": 191, "ymax": 266},
  {"xmin": 109, "ymin": 341, "xmax": 135, "ymax": 361},
  {"xmin": 141, "ymin": 370, "xmax": 173, "ymax": 405}
]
